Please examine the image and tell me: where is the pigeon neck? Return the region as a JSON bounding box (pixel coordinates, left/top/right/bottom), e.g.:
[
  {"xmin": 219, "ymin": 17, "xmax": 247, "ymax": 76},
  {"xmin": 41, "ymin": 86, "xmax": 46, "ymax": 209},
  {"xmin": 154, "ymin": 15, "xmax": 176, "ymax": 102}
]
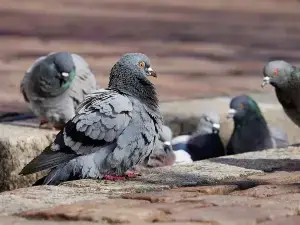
[
  {"xmin": 234, "ymin": 113, "xmax": 270, "ymax": 135},
  {"xmin": 61, "ymin": 70, "xmax": 76, "ymax": 89},
  {"xmin": 109, "ymin": 68, "xmax": 159, "ymax": 111}
]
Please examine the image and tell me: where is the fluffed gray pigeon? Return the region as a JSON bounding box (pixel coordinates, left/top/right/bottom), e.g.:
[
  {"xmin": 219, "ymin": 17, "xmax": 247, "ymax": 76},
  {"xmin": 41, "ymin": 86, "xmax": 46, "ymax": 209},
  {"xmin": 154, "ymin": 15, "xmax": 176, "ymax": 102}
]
[
  {"xmin": 261, "ymin": 60, "xmax": 300, "ymax": 128},
  {"xmin": 19, "ymin": 53, "xmax": 163, "ymax": 185},
  {"xmin": 20, "ymin": 52, "xmax": 97, "ymax": 130},
  {"xmin": 186, "ymin": 111, "xmax": 225, "ymax": 161},
  {"xmin": 226, "ymin": 95, "xmax": 288, "ymax": 155}
]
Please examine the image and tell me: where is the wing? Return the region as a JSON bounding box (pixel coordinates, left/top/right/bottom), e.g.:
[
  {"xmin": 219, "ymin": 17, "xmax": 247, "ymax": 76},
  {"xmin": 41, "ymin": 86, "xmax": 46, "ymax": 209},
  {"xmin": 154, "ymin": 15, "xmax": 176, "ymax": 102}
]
[
  {"xmin": 19, "ymin": 89, "xmax": 133, "ymax": 175},
  {"xmin": 68, "ymin": 54, "xmax": 98, "ymax": 109}
]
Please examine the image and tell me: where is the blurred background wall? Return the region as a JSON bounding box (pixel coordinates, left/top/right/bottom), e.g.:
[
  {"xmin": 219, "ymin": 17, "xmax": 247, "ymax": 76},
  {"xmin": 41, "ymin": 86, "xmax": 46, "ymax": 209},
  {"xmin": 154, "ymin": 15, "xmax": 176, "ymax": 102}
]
[{"xmin": 1, "ymin": 0, "xmax": 300, "ymax": 112}]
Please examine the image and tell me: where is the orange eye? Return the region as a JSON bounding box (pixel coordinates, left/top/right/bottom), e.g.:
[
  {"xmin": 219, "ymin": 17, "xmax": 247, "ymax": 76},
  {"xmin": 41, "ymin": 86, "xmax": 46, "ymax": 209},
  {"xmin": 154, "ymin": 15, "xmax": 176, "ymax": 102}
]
[
  {"xmin": 240, "ymin": 103, "xmax": 244, "ymax": 108},
  {"xmin": 273, "ymin": 68, "xmax": 279, "ymax": 76},
  {"xmin": 139, "ymin": 61, "xmax": 145, "ymax": 68}
]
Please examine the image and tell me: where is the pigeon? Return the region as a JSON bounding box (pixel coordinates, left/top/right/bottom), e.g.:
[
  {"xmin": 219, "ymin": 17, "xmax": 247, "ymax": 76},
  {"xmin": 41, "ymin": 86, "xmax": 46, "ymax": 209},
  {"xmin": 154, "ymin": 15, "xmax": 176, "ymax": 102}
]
[
  {"xmin": 173, "ymin": 149, "xmax": 193, "ymax": 164},
  {"xmin": 268, "ymin": 126, "xmax": 289, "ymax": 148},
  {"xmin": 20, "ymin": 53, "xmax": 163, "ymax": 185},
  {"xmin": 20, "ymin": 52, "xmax": 98, "ymax": 130},
  {"xmin": 171, "ymin": 135, "xmax": 190, "ymax": 152},
  {"xmin": 146, "ymin": 125, "xmax": 176, "ymax": 168},
  {"xmin": 170, "ymin": 134, "xmax": 193, "ymax": 164},
  {"xmin": 186, "ymin": 112, "xmax": 225, "ymax": 161},
  {"xmin": 226, "ymin": 95, "xmax": 287, "ymax": 155},
  {"xmin": 261, "ymin": 60, "xmax": 300, "ymax": 128}
]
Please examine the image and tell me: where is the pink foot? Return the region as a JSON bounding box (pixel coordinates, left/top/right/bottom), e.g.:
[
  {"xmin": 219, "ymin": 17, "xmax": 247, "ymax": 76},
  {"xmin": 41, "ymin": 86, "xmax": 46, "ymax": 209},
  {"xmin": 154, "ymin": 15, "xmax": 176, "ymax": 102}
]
[
  {"xmin": 124, "ymin": 170, "xmax": 141, "ymax": 178},
  {"xmin": 103, "ymin": 175, "xmax": 126, "ymax": 181}
]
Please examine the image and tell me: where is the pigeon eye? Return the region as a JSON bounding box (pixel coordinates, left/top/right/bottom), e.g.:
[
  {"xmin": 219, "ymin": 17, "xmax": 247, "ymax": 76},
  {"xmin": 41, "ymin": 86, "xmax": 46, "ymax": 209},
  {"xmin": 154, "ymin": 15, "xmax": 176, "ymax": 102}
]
[
  {"xmin": 139, "ymin": 61, "xmax": 145, "ymax": 68},
  {"xmin": 273, "ymin": 68, "xmax": 279, "ymax": 76},
  {"xmin": 204, "ymin": 116, "xmax": 211, "ymax": 122},
  {"xmin": 239, "ymin": 103, "xmax": 244, "ymax": 109}
]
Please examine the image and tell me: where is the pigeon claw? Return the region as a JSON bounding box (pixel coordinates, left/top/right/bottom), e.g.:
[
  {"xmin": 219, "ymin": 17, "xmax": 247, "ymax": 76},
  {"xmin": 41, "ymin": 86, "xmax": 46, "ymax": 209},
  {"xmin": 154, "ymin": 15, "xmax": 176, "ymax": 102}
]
[
  {"xmin": 39, "ymin": 119, "xmax": 49, "ymax": 127},
  {"xmin": 124, "ymin": 170, "xmax": 141, "ymax": 178},
  {"xmin": 103, "ymin": 175, "xmax": 126, "ymax": 181}
]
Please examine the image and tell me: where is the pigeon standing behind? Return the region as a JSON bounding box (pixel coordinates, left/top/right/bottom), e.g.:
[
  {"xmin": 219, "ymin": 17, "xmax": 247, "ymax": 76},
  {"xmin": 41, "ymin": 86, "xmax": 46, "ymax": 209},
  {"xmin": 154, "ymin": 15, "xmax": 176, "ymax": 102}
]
[
  {"xmin": 145, "ymin": 125, "xmax": 176, "ymax": 168},
  {"xmin": 226, "ymin": 95, "xmax": 286, "ymax": 155},
  {"xmin": 261, "ymin": 60, "xmax": 300, "ymax": 128},
  {"xmin": 20, "ymin": 53, "xmax": 163, "ymax": 185},
  {"xmin": 20, "ymin": 52, "xmax": 98, "ymax": 129},
  {"xmin": 186, "ymin": 112, "xmax": 225, "ymax": 161},
  {"xmin": 268, "ymin": 126, "xmax": 289, "ymax": 148}
]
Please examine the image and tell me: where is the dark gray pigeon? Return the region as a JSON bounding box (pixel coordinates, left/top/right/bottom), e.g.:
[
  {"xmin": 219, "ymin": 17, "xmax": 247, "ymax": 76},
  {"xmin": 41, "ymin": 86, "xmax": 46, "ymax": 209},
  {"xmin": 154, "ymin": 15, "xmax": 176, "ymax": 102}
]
[
  {"xmin": 20, "ymin": 52, "xmax": 97, "ymax": 130},
  {"xmin": 20, "ymin": 53, "xmax": 163, "ymax": 185},
  {"xmin": 261, "ymin": 60, "xmax": 300, "ymax": 128},
  {"xmin": 186, "ymin": 111, "xmax": 225, "ymax": 161},
  {"xmin": 226, "ymin": 95, "xmax": 287, "ymax": 155}
]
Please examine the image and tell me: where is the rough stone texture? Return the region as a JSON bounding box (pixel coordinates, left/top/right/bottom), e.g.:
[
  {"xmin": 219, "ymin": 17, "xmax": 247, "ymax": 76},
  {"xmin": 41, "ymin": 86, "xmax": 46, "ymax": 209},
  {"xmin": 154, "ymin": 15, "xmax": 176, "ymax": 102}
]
[
  {"xmin": 16, "ymin": 182, "xmax": 300, "ymax": 225},
  {"xmin": 0, "ymin": 148, "xmax": 298, "ymax": 220},
  {"xmin": 0, "ymin": 216, "xmax": 95, "ymax": 225},
  {"xmin": 0, "ymin": 124, "xmax": 56, "ymax": 192}
]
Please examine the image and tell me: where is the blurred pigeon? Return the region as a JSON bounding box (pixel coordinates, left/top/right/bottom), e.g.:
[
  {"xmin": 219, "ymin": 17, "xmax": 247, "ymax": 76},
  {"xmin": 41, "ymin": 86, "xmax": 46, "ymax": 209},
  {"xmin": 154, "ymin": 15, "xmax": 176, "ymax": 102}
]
[
  {"xmin": 20, "ymin": 53, "xmax": 163, "ymax": 185},
  {"xmin": 146, "ymin": 141, "xmax": 176, "ymax": 168},
  {"xmin": 146, "ymin": 125, "xmax": 176, "ymax": 167},
  {"xmin": 171, "ymin": 135, "xmax": 190, "ymax": 152},
  {"xmin": 269, "ymin": 126, "xmax": 289, "ymax": 148},
  {"xmin": 226, "ymin": 95, "xmax": 281, "ymax": 155},
  {"xmin": 20, "ymin": 52, "xmax": 97, "ymax": 130},
  {"xmin": 261, "ymin": 60, "xmax": 300, "ymax": 128},
  {"xmin": 173, "ymin": 150, "xmax": 193, "ymax": 164},
  {"xmin": 186, "ymin": 112, "xmax": 225, "ymax": 161}
]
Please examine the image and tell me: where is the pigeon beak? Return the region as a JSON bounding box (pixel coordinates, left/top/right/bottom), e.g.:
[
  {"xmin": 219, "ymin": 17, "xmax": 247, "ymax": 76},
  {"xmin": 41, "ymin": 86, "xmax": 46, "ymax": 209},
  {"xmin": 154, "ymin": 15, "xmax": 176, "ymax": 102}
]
[
  {"xmin": 146, "ymin": 67, "xmax": 157, "ymax": 78},
  {"xmin": 212, "ymin": 123, "xmax": 220, "ymax": 133},
  {"xmin": 163, "ymin": 141, "xmax": 171, "ymax": 146},
  {"xmin": 227, "ymin": 108, "xmax": 237, "ymax": 119},
  {"xmin": 212, "ymin": 123, "xmax": 220, "ymax": 130},
  {"xmin": 261, "ymin": 76, "xmax": 270, "ymax": 88},
  {"xmin": 62, "ymin": 72, "xmax": 69, "ymax": 78}
]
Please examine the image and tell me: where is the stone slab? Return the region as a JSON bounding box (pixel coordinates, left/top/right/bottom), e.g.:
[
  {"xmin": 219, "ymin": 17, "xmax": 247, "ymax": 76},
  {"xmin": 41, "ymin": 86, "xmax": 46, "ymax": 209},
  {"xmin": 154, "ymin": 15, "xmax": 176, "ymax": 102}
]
[
  {"xmin": 16, "ymin": 182, "xmax": 300, "ymax": 225},
  {"xmin": 0, "ymin": 148, "xmax": 298, "ymax": 216},
  {"xmin": 0, "ymin": 124, "xmax": 56, "ymax": 192}
]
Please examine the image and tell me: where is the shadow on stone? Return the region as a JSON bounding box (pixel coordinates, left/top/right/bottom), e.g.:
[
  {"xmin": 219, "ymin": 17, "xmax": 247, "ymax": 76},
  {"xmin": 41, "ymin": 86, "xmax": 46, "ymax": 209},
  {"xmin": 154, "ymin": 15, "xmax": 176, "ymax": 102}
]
[{"xmin": 208, "ymin": 157, "xmax": 300, "ymax": 172}]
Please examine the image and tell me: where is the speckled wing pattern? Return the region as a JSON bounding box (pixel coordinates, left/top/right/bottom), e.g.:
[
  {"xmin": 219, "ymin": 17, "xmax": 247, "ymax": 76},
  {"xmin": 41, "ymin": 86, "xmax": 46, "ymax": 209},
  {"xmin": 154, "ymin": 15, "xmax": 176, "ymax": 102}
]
[
  {"xmin": 19, "ymin": 89, "xmax": 133, "ymax": 174},
  {"xmin": 20, "ymin": 88, "xmax": 161, "ymax": 176}
]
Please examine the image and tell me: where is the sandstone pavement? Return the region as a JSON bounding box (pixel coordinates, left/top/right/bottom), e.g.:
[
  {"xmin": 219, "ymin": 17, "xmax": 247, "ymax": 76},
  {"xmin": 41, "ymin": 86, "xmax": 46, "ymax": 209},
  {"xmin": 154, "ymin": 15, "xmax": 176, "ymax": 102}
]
[{"xmin": 0, "ymin": 148, "xmax": 297, "ymax": 225}]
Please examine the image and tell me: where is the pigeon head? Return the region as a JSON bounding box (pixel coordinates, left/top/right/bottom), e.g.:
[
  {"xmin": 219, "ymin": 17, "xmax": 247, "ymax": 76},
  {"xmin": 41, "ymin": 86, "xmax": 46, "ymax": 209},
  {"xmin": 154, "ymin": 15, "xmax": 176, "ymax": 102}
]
[
  {"xmin": 227, "ymin": 95, "xmax": 262, "ymax": 122},
  {"xmin": 108, "ymin": 53, "xmax": 158, "ymax": 109},
  {"xmin": 33, "ymin": 52, "xmax": 76, "ymax": 96},
  {"xmin": 146, "ymin": 140, "xmax": 175, "ymax": 168},
  {"xmin": 261, "ymin": 60, "xmax": 294, "ymax": 89},
  {"xmin": 196, "ymin": 111, "xmax": 221, "ymax": 135}
]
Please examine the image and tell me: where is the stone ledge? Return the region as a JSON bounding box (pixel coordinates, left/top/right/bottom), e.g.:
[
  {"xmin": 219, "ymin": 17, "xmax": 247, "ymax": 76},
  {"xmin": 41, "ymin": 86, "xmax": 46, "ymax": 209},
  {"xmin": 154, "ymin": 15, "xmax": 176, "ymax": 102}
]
[
  {"xmin": 0, "ymin": 148, "xmax": 298, "ymax": 216},
  {"xmin": 0, "ymin": 124, "xmax": 56, "ymax": 192}
]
